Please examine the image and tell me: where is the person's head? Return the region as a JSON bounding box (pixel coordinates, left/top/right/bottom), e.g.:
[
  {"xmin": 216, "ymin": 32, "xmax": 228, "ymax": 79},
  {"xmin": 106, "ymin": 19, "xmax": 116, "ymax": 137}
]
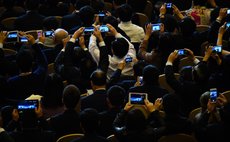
[
  {"xmin": 75, "ymin": 0, "xmax": 91, "ymax": 10},
  {"xmin": 111, "ymin": 38, "xmax": 129, "ymax": 58},
  {"xmin": 103, "ymin": 16, "xmax": 119, "ymax": 29},
  {"xmin": 162, "ymin": 93, "xmax": 182, "ymax": 115},
  {"xmin": 107, "ymin": 85, "xmax": 125, "ymax": 108},
  {"xmin": 80, "ymin": 108, "xmax": 99, "ymax": 134},
  {"xmin": 42, "ymin": 16, "xmax": 59, "ymax": 31},
  {"xmin": 90, "ymin": 69, "xmax": 106, "ymax": 90},
  {"xmin": 133, "ymin": 60, "xmax": 149, "ymax": 77},
  {"xmin": 143, "ymin": 65, "xmax": 160, "ymax": 85},
  {"xmin": 79, "ymin": 5, "xmax": 95, "ymax": 26},
  {"xmin": 117, "ymin": 4, "xmax": 133, "ymax": 22},
  {"xmin": 42, "ymin": 73, "xmax": 64, "ymax": 108},
  {"xmin": 16, "ymin": 49, "xmax": 33, "ymax": 73},
  {"xmin": 126, "ymin": 109, "xmax": 146, "ymax": 131},
  {"xmin": 179, "ymin": 17, "xmax": 196, "ymax": 36},
  {"xmin": 127, "ymin": 0, "xmax": 147, "ymax": 13},
  {"xmin": 0, "ymin": 105, "xmax": 14, "ymax": 128},
  {"xmin": 62, "ymin": 84, "xmax": 81, "ymax": 109},
  {"xmin": 25, "ymin": 0, "xmax": 40, "ymax": 10},
  {"xmin": 200, "ymin": 91, "xmax": 210, "ymax": 111},
  {"xmin": 53, "ymin": 28, "xmax": 69, "ymax": 44},
  {"xmin": 179, "ymin": 66, "xmax": 194, "ymax": 82},
  {"xmin": 163, "ymin": 14, "xmax": 179, "ymax": 33}
]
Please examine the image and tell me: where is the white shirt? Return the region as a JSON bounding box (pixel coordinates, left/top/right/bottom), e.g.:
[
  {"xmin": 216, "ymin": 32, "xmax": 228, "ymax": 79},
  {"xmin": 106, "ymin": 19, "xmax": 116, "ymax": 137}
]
[
  {"xmin": 89, "ymin": 33, "xmax": 136, "ymax": 79},
  {"xmin": 118, "ymin": 21, "xmax": 145, "ymax": 43}
]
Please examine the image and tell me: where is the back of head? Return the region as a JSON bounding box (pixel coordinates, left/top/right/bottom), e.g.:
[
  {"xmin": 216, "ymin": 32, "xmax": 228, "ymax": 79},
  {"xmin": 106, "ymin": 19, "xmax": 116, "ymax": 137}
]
[
  {"xmin": 54, "ymin": 28, "xmax": 68, "ymax": 44},
  {"xmin": 16, "ymin": 49, "xmax": 33, "ymax": 73},
  {"xmin": 0, "ymin": 105, "xmax": 14, "ymax": 128},
  {"xmin": 90, "ymin": 69, "xmax": 106, "ymax": 86},
  {"xmin": 133, "ymin": 60, "xmax": 149, "ymax": 77},
  {"xmin": 126, "ymin": 109, "xmax": 146, "ymax": 131},
  {"xmin": 111, "ymin": 38, "xmax": 129, "ymax": 58},
  {"xmin": 163, "ymin": 93, "xmax": 181, "ymax": 114},
  {"xmin": 107, "ymin": 85, "xmax": 125, "ymax": 107},
  {"xmin": 63, "ymin": 84, "xmax": 80, "ymax": 109},
  {"xmin": 200, "ymin": 91, "xmax": 210, "ymax": 111},
  {"xmin": 163, "ymin": 14, "xmax": 179, "ymax": 33},
  {"xmin": 193, "ymin": 62, "xmax": 210, "ymax": 83},
  {"xmin": 143, "ymin": 65, "xmax": 160, "ymax": 85},
  {"xmin": 42, "ymin": 16, "xmax": 59, "ymax": 31},
  {"xmin": 179, "ymin": 17, "xmax": 196, "ymax": 36},
  {"xmin": 80, "ymin": 108, "xmax": 99, "ymax": 134},
  {"xmin": 79, "ymin": 5, "xmax": 95, "ymax": 26},
  {"xmin": 25, "ymin": 0, "xmax": 40, "ymax": 10},
  {"xmin": 103, "ymin": 16, "xmax": 119, "ymax": 29},
  {"xmin": 117, "ymin": 4, "xmax": 133, "ymax": 22},
  {"xmin": 179, "ymin": 66, "xmax": 194, "ymax": 82}
]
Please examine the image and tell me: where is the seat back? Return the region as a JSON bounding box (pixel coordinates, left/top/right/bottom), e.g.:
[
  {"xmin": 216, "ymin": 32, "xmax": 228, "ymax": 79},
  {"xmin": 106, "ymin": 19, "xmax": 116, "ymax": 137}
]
[
  {"xmin": 134, "ymin": 12, "xmax": 149, "ymax": 28},
  {"xmin": 107, "ymin": 134, "xmax": 119, "ymax": 142},
  {"xmin": 196, "ymin": 25, "xmax": 210, "ymax": 33},
  {"xmin": 188, "ymin": 107, "xmax": 202, "ymax": 122},
  {"xmin": 3, "ymin": 48, "xmax": 17, "ymax": 57},
  {"xmin": 143, "ymin": 1, "xmax": 153, "ymax": 20},
  {"xmin": 178, "ymin": 56, "xmax": 203, "ymax": 71},
  {"xmin": 158, "ymin": 133, "xmax": 197, "ymax": 142},
  {"xmin": 56, "ymin": 133, "xmax": 84, "ymax": 142},
  {"xmin": 158, "ymin": 73, "xmax": 180, "ymax": 94},
  {"xmin": 1, "ymin": 17, "xmax": 17, "ymax": 31}
]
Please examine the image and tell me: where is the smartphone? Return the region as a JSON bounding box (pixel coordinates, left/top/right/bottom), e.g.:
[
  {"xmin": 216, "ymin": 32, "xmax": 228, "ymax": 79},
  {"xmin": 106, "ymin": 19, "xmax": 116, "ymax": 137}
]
[
  {"xmin": 129, "ymin": 93, "xmax": 148, "ymax": 105},
  {"xmin": 18, "ymin": 100, "xmax": 38, "ymax": 110},
  {"xmin": 84, "ymin": 27, "xmax": 94, "ymax": 35},
  {"xmin": 37, "ymin": 30, "xmax": 43, "ymax": 38},
  {"xmin": 210, "ymin": 88, "xmax": 218, "ymax": 103},
  {"xmin": 19, "ymin": 36, "xmax": 28, "ymax": 43},
  {"xmin": 227, "ymin": 9, "xmax": 230, "ymax": 14},
  {"xmin": 98, "ymin": 11, "xmax": 106, "ymax": 22},
  {"xmin": 44, "ymin": 31, "xmax": 53, "ymax": 37},
  {"xmin": 152, "ymin": 23, "xmax": 161, "ymax": 31},
  {"xmin": 99, "ymin": 25, "xmax": 109, "ymax": 32},
  {"xmin": 125, "ymin": 56, "xmax": 133, "ymax": 63},
  {"xmin": 212, "ymin": 46, "xmax": 222, "ymax": 53},
  {"xmin": 226, "ymin": 22, "xmax": 230, "ymax": 29},
  {"xmin": 166, "ymin": 3, "xmax": 173, "ymax": 14},
  {"xmin": 6, "ymin": 31, "xmax": 18, "ymax": 43},
  {"xmin": 178, "ymin": 49, "xmax": 188, "ymax": 55},
  {"xmin": 138, "ymin": 76, "xmax": 143, "ymax": 85}
]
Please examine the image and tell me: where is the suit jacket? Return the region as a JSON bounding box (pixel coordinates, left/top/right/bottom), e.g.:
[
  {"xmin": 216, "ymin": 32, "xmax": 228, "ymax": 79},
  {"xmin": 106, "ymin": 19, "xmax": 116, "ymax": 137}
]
[
  {"xmin": 14, "ymin": 10, "xmax": 45, "ymax": 31},
  {"xmin": 81, "ymin": 89, "xmax": 108, "ymax": 112},
  {"xmin": 49, "ymin": 109, "xmax": 82, "ymax": 140},
  {"xmin": 61, "ymin": 12, "xmax": 81, "ymax": 33}
]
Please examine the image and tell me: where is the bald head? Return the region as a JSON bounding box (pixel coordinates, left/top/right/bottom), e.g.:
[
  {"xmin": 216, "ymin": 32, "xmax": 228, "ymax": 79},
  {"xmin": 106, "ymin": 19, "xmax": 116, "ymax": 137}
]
[{"xmin": 53, "ymin": 28, "xmax": 69, "ymax": 44}]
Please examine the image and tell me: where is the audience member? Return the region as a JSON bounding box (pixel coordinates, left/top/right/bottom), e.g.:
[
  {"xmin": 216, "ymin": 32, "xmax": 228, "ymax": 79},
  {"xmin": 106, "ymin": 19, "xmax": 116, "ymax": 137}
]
[
  {"xmin": 71, "ymin": 108, "xmax": 108, "ymax": 142},
  {"xmin": 48, "ymin": 84, "xmax": 82, "ymax": 140},
  {"xmin": 0, "ymin": 110, "xmax": 15, "ymax": 142}
]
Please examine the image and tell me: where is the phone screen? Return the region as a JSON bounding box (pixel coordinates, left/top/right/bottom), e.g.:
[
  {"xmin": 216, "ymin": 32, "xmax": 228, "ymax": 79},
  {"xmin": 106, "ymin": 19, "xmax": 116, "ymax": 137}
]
[
  {"xmin": 125, "ymin": 56, "xmax": 132, "ymax": 63},
  {"xmin": 152, "ymin": 24, "xmax": 161, "ymax": 31},
  {"xmin": 6, "ymin": 31, "xmax": 18, "ymax": 43},
  {"xmin": 212, "ymin": 46, "xmax": 222, "ymax": 53},
  {"xmin": 20, "ymin": 36, "xmax": 28, "ymax": 43},
  {"xmin": 99, "ymin": 25, "xmax": 109, "ymax": 32},
  {"xmin": 178, "ymin": 49, "xmax": 187, "ymax": 55},
  {"xmin": 44, "ymin": 31, "xmax": 53, "ymax": 37},
  {"xmin": 129, "ymin": 93, "xmax": 147, "ymax": 105},
  {"xmin": 18, "ymin": 100, "xmax": 38, "ymax": 110},
  {"xmin": 210, "ymin": 88, "xmax": 217, "ymax": 103}
]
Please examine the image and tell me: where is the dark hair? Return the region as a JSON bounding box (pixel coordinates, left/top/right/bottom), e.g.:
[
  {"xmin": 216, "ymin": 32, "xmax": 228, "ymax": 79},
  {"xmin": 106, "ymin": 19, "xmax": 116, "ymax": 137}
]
[
  {"xmin": 63, "ymin": 84, "xmax": 81, "ymax": 109},
  {"xmin": 133, "ymin": 60, "xmax": 149, "ymax": 77},
  {"xmin": 111, "ymin": 38, "xmax": 129, "ymax": 58},
  {"xmin": 90, "ymin": 69, "xmax": 106, "ymax": 86},
  {"xmin": 79, "ymin": 5, "xmax": 95, "ymax": 26},
  {"xmin": 42, "ymin": 16, "xmax": 59, "ymax": 30},
  {"xmin": 163, "ymin": 93, "xmax": 182, "ymax": 114},
  {"xmin": 143, "ymin": 65, "xmax": 160, "ymax": 85},
  {"xmin": 0, "ymin": 105, "xmax": 14, "ymax": 128},
  {"xmin": 25, "ymin": 0, "xmax": 40, "ymax": 10},
  {"xmin": 126, "ymin": 109, "xmax": 146, "ymax": 131},
  {"xmin": 117, "ymin": 4, "xmax": 133, "ymax": 22},
  {"xmin": 80, "ymin": 108, "xmax": 99, "ymax": 134},
  {"xmin": 16, "ymin": 49, "xmax": 33, "ymax": 72},
  {"xmin": 179, "ymin": 17, "xmax": 196, "ymax": 36},
  {"xmin": 42, "ymin": 73, "xmax": 64, "ymax": 108},
  {"xmin": 163, "ymin": 14, "xmax": 179, "ymax": 33},
  {"xmin": 107, "ymin": 85, "xmax": 125, "ymax": 106},
  {"xmin": 103, "ymin": 16, "xmax": 119, "ymax": 29}
]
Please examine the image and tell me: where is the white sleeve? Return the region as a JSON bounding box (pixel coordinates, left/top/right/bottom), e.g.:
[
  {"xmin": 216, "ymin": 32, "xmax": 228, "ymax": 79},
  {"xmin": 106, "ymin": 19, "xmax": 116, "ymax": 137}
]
[{"xmin": 89, "ymin": 34, "xmax": 100, "ymax": 64}]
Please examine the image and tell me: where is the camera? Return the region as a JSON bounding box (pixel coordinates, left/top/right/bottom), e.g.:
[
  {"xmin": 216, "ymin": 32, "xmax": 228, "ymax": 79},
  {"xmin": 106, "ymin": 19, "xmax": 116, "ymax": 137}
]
[
  {"xmin": 227, "ymin": 9, "xmax": 230, "ymax": 14},
  {"xmin": 210, "ymin": 88, "xmax": 218, "ymax": 103},
  {"xmin": 44, "ymin": 31, "xmax": 53, "ymax": 37},
  {"xmin": 178, "ymin": 49, "xmax": 188, "ymax": 55},
  {"xmin": 226, "ymin": 22, "xmax": 230, "ymax": 29},
  {"xmin": 37, "ymin": 30, "xmax": 43, "ymax": 38},
  {"xmin": 99, "ymin": 25, "xmax": 109, "ymax": 32},
  {"xmin": 84, "ymin": 27, "xmax": 94, "ymax": 35},
  {"xmin": 6, "ymin": 31, "xmax": 18, "ymax": 43},
  {"xmin": 166, "ymin": 3, "xmax": 172, "ymax": 8},
  {"xmin": 125, "ymin": 56, "xmax": 132, "ymax": 63},
  {"xmin": 212, "ymin": 46, "xmax": 222, "ymax": 53},
  {"xmin": 129, "ymin": 93, "xmax": 148, "ymax": 105},
  {"xmin": 166, "ymin": 3, "xmax": 173, "ymax": 14},
  {"xmin": 152, "ymin": 23, "xmax": 161, "ymax": 31},
  {"xmin": 138, "ymin": 76, "xmax": 143, "ymax": 85}
]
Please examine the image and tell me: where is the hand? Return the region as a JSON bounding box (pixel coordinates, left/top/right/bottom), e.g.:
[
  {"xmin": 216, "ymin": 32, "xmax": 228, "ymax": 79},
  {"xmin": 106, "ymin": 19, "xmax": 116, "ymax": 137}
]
[
  {"xmin": 145, "ymin": 23, "xmax": 152, "ymax": 39},
  {"xmin": 207, "ymin": 99, "xmax": 216, "ymax": 113},
  {"xmin": 0, "ymin": 31, "xmax": 7, "ymax": 43},
  {"xmin": 160, "ymin": 3, "xmax": 166, "ymax": 15},
  {"xmin": 93, "ymin": 25, "xmax": 103, "ymax": 42},
  {"xmin": 154, "ymin": 98, "xmax": 163, "ymax": 110},
  {"xmin": 117, "ymin": 59, "xmax": 126, "ymax": 70},
  {"xmin": 93, "ymin": 15, "xmax": 100, "ymax": 26},
  {"xmin": 218, "ymin": 8, "xmax": 228, "ymax": 21},
  {"xmin": 172, "ymin": 4, "xmax": 184, "ymax": 19},
  {"xmin": 217, "ymin": 94, "xmax": 228, "ymax": 106},
  {"xmin": 38, "ymin": 33, "xmax": 45, "ymax": 44},
  {"xmin": 12, "ymin": 109, "xmax": 19, "ymax": 122},
  {"xmin": 167, "ymin": 50, "xmax": 178, "ymax": 63},
  {"xmin": 184, "ymin": 48, "xmax": 195, "ymax": 60},
  {"xmin": 72, "ymin": 27, "xmax": 84, "ymax": 39},
  {"xmin": 124, "ymin": 102, "xmax": 133, "ymax": 111},
  {"xmin": 26, "ymin": 34, "xmax": 35, "ymax": 45},
  {"xmin": 218, "ymin": 22, "xmax": 227, "ymax": 36},
  {"xmin": 107, "ymin": 24, "xmax": 118, "ymax": 36},
  {"xmin": 203, "ymin": 46, "xmax": 213, "ymax": 61},
  {"xmin": 79, "ymin": 35, "xmax": 86, "ymax": 49},
  {"xmin": 35, "ymin": 101, "xmax": 43, "ymax": 118}
]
